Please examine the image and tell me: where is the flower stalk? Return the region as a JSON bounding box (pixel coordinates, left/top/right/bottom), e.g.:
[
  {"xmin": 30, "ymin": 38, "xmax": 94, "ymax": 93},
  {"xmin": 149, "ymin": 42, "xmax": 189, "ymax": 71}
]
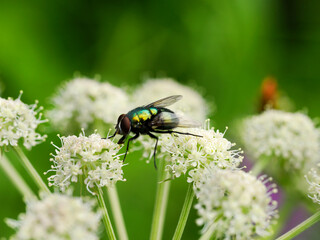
[
  {"xmin": 251, "ymin": 156, "xmax": 269, "ymax": 176},
  {"xmin": 275, "ymin": 210, "xmax": 320, "ymax": 240},
  {"xmin": 107, "ymin": 186, "xmax": 128, "ymax": 240},
  {"xmin": 96, "ymin": 186, "xmax": 116, "ymax": 240},
  {"xmin": 199, "ymin": 222, "xmax": 217, "ymax": 240},
  {"xmin": 14, "ymin": 146, "xmax": 50, "ymax": 194},
  {"xmin": 150, "ymin": 159, "xmax": 171, "ymax": 240},
  {"xmin": 0, "ymin": 150, "xmax": 35, "ymax": 200},
  {"xmin": 172, "ymin": 183, "xmax": 194, "ymax": 240}
]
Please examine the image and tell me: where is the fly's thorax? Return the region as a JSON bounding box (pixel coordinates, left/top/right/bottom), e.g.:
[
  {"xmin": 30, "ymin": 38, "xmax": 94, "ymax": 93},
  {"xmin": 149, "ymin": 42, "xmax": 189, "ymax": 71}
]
[
  {"xmin": 149, "ymin": 107, "xmax": 158, "ymax": 115},
  {"xmin": 127, "ymin": 107, "xmax": 157, "ymax": 128}
]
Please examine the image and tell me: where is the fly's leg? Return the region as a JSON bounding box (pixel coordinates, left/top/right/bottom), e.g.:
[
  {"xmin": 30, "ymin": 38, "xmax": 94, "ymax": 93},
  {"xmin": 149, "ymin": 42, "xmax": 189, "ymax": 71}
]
[
  {"xmin": 151, "ymin": 130, "xmax": 202, "ymax": 138},
  {"xmin": 118, "ymin": 135, "xmax": 127, "ymax": 144},
  {"xmin": 101, "ymin": 131, "xmax": 117, "ymax": 140},
  {"xmin": 147, "ymin": 132, "xmax": 159, "ymax": 169},
  {"xmin": 107, "ymin": 131, "xmax": 117, "ymax": 139},
  {"xmin": 123, "ymin": 133, "xmax": 140, "ymax": 162}
]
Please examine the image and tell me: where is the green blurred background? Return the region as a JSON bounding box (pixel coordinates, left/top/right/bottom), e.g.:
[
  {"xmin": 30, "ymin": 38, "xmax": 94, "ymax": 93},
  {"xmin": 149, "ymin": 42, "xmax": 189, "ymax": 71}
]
[{"xmin": 0, "ymin": 0, "xmax": 320, "ymax": 239}]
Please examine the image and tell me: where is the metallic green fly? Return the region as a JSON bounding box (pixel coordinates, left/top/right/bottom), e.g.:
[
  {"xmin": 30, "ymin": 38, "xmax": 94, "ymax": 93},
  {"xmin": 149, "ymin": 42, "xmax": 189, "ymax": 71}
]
[{"xmin": 108, "ymin": 95, "xmax": 201, "ymax": 168}]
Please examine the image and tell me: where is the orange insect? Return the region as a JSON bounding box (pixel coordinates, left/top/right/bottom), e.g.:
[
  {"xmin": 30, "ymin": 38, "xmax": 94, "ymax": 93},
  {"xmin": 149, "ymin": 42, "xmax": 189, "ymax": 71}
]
[{"xmin": 259, "ymin": 76, "xmax": 278, "ymax": 112}]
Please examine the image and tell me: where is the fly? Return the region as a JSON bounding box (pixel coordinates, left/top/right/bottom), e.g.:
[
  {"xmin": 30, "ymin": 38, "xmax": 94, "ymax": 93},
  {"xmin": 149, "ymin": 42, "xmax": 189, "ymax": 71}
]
[{"xmin": 108, "ymin": 95, "xmax": 201, "ymax": 168}]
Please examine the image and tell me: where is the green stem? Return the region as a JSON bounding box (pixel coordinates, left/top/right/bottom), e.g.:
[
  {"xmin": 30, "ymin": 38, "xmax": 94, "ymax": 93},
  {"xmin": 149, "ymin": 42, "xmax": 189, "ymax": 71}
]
[
  {"xmin": 276, "ymin": 210, "xmax": 320, "ymax": 240},
  {"xmin": 14, "ymin": 146, "xmax": 50, "ymax": 194},
  {"xmin": 172, "ymin": 183, "xmax": 194, "ymax": 240},
  {"xmin": 96, "ymin": 186, "xmax": 116, "ymax": 240},
  {"xmin": 150, "ymin": 160, "xmax": 171, "ymax": 240},
  {"xmin": 251, "ymin": 157, "xmax": 269, "ymax": 176},
  {"xmin": 0, "ymin": 150, "xmax": 35, "ymax": 200},
  {"xmin": 107, "ymin": 186, "xmax": 128, "ymax": 240},
  {"xmin": 199, "ymin": 223, "xmax": 216, "ymax": 240}
]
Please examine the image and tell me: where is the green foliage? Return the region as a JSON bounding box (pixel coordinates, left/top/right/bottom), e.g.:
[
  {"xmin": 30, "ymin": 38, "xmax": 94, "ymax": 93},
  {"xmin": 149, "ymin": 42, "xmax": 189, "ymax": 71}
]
[{"xmin": 0, "ymin": 0, "xmax": 320, "ymax": 239}]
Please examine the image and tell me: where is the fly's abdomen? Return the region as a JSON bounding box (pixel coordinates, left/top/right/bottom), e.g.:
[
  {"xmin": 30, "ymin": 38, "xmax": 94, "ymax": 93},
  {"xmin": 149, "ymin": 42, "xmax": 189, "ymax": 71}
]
[{"xmin": 150, "ymin": 109, "xmax": 179, "ymax": 130}]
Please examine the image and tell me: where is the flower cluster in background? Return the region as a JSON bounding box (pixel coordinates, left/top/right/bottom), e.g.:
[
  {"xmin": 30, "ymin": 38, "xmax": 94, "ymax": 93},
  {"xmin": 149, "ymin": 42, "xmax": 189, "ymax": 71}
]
[
  {"xmin": 131, "ymin": 78, "xmax": 210, "ymax": 123},
  {"xmin": 242, "ymin": 110, "xmax": 320, "ymax": 172},
  {"xmin": 47, "ymin": 77, "xmax": 130, "ymax": 133}
]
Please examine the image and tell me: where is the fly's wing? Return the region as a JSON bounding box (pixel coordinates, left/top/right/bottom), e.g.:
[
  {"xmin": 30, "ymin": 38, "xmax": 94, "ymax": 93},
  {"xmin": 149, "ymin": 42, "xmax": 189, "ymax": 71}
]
[
  {"xmin": 144, "ymin": 95, "xmax": 182, "ymax": 108},
  {"xmin": 150, "ymin": 111, "xmax": 201, "ymax": 130},
  {"xmin": 175, "ymin": 114, "xmax": 202, "ymax": 128}
]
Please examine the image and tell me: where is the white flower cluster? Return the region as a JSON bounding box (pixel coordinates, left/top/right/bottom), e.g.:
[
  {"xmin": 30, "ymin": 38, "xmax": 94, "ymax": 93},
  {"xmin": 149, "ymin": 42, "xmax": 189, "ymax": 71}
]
[
  {"xmin": 139, "ymin": 121, "xmax": 243, "ymax": 183},
  {"xmin": 195, "ymin": 167, "xmax": 277, "ymax": 240},
  {"xmin": 132, "ymin": 78, "xmax": 210, "ymax": 122},
  {"xmin": 306, "ymin": 165, "xmax": 320, "ymax": 204},
  {"xmin": 7, "ymin": 193, "xmax": 101, "ymax": 240},
  {"xmin": 47, "ymin": 132, "xmax": 125, "ymax": 194},
  {"xmin": 242, "ymin": 110, "xmax": 320, "ymax": 171},
  {"xmin": 0, "ymin": 93, "xmax": 47, "ymax": 149},
  {"xmin": 47, "ymin": 77, "xmax": 129, "ymax": 132}
]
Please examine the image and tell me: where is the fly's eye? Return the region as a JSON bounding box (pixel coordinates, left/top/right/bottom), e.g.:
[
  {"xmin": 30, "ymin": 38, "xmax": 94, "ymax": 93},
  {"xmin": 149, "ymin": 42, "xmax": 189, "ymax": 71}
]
[
  {"xmin": 117, "ymin": 114, "xmax": 126, "ymax": 123},
  {"xmin": 120, "ymin": 116, "xmax": 131, "ymax": 134}
]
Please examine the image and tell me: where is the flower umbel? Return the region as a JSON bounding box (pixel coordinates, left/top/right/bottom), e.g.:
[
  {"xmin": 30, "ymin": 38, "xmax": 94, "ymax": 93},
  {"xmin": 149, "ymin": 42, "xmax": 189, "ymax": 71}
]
[
  {"xmin": 0, "ymin": 92, "xmax": 47, "ymax": 149},
  {"xmin": 7, "ymin": 193, "xmax": 101, "ymax": 240},
  {"xmin": 242, "ymin": 110, "xmax": 320, "ymax": 172},
  {"xmin": 195, "ymin": 167, "xmax": 278, "ymax": 240},
  {"xmin": 47, "ymin": 132, "xmax": 125, "ymax": 194},
  {"xmin": 47, "ymin": 77, "xmax": 129, "ymax": 133},
  {"xmin": 160, "ymin": 121, "xmax": 243, "ymax": 183}
]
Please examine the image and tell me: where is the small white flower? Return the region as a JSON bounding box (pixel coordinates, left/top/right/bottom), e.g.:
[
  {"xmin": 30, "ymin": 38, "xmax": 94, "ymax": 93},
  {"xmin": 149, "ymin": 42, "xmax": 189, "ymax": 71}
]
[
  {"xmin": 46, "ymin": 132, "xmax": 125, "ymax": 194},
  {"xmin": 305, "ymin": 165, "xmax": 320, "ymax": 204},
  {"xmin": 195, "ymin": 167, "xmax": 278, "ymax": 239},
  {"xmin": 131, "ymin": 78, "xmax": 210, "ymax": 122},
  {"xmin": 0, "ymin": 92, "xmax": 47, "ymax": 149},
  {"xmin": 7, "ymin": 193, "xmax": 101, "ymax": 240},
  {"xmin": 242, "ymin": 110, "xmax": 320, "ymax": 172},
  {"xmin": 140, "ymin": 120, "xmax": 243, "ymax": 183},
  {"xmin": 47, "ymin": 77, "xmax": 129, "ymax": 133}
]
